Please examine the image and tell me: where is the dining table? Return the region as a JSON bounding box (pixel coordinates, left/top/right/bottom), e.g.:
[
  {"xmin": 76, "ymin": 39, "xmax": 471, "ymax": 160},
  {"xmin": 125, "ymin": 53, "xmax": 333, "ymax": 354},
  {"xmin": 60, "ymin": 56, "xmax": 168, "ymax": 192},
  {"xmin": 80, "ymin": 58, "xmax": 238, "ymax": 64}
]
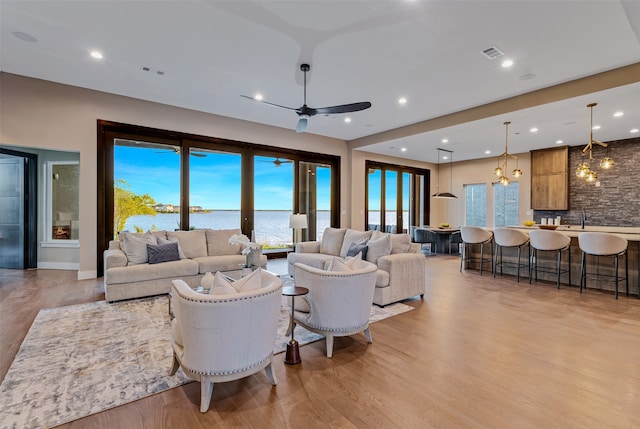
[{"xmin": 422, "ymin": 226, "xmax": 461, "ymax": 254}]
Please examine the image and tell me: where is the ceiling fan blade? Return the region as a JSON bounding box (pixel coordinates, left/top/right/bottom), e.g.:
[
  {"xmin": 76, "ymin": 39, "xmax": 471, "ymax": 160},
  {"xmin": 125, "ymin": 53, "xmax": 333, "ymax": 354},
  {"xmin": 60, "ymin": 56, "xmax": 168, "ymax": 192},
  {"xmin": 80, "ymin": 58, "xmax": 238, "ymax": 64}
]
[
  {"xmin": 314, "ymin": 101, "xmax": 372, "ymax": 115},
  {"xmin": 296, "ymin": 118, "xmax": 308, "ymax": 133},
  {"xmin": 240, "ymin": 95, "xmax": 297, "ymax": 111}
]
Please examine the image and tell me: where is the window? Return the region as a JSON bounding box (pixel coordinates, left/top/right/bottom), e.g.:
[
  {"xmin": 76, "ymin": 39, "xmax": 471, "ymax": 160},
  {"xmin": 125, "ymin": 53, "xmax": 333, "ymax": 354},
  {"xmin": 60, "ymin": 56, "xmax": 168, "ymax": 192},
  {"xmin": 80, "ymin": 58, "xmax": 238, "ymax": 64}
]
[
  {"xmin": 494, "ymin": 182, "xmax": 519, "ymax": 227},
  {"xmin": 97, "ymin": 121, "xmax": 340, "ymax": 275},
  {"xmin": 46, "ymin": 161, "xmax": 79, "ymax": 242},
  {"xmin": 464, "ymin": 184, "xmax": 486, "ymax": 227},
  {"xmin": 365, "ymin": 161, "xmax": 429, "ymax": 233}
]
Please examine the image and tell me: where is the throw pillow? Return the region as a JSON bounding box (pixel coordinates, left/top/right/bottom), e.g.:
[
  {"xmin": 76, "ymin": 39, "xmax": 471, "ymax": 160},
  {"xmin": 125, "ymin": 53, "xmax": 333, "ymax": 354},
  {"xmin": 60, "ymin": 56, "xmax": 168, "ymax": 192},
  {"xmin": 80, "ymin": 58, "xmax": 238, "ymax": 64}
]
[
  {"xmin": 320, "ymin": 227, "xmax": 347, "ymax": 256},
  {"xmin": 147, "ymin": 242, "xmax": 180, "ymax": 264},
  {"xmin": 390, "ymin": 233, "xmax": 412, "ymax": 254},
  {"xmin": 327, "ymin": 257, "xmax": 352, "ymax": 272},
  {"xmin": 344, "ymin": 253, "xmax": 368, "ymax": 270},
  {"xmin": 339, "ymin": 229, "xmax": 373, "ymax": 257},
  {"xmin": 346, "ymin": 238, "xmax": 369, "ymax": 259},
  {"xmin": 366, "ymin": 234, "xmax": 392, "ymax": 264},
  {"xmin": 209, "ymin": 268, "xmax": 263, "ymax": 295},
  {"xmin": 210, "ymin": 272, "xmax": 238, "ymax": 295},
  {"xmin": 120, "ymin": 231, "xmax": 157, "ymax": 265},
  {"xmin": 157, "ymin": 236, "xmax": 186, "ymax": 259}
]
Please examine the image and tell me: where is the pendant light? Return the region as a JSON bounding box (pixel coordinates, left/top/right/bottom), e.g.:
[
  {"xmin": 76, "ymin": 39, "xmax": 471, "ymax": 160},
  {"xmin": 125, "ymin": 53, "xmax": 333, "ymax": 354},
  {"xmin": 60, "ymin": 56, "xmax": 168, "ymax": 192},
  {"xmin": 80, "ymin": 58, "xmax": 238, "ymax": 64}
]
[
  {"xmin": 432, "ymin": 148, "xmax": 457, "ymax": 199},
  {"xmin": 576, "ymin": 102, "xmax": 612, "ymax": 180},
  {"xmin": 493, "ymin": 121, "xmax": 522, "ymax": 186}
]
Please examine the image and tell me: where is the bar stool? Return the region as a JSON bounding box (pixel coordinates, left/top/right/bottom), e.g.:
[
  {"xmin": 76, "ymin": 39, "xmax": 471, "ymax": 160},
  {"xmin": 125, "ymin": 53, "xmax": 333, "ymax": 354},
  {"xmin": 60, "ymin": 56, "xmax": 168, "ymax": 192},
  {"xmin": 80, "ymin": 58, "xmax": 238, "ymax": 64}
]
[
  {"xmin": 459, "ymin": 226, "xmax": 493, "ymax": 275},
  {"xmin": 528, "ymin": 230, "xmax": 571, "ymax": 289},
  {"xmin": 493, "ymin": 227, "xmax": 530, "ymax": 282},
  {"xmin": 578, "ymin": 232, "xmax": 628, "ymax": 299}
]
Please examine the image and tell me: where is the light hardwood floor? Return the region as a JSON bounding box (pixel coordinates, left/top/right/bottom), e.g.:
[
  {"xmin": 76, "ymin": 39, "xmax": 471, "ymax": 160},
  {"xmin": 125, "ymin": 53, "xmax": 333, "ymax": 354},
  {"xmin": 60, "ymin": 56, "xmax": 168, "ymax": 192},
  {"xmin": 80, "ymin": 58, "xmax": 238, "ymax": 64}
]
[{"xmin": 1, "ymin": 256, "xmax": 639, "ymax": 428}]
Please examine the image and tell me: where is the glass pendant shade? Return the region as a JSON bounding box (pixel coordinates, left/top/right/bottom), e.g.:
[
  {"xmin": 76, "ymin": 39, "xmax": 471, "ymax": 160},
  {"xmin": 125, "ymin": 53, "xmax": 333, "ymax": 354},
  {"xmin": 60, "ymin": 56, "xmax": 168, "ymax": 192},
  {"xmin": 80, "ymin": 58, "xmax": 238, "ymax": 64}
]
[
  {"xmin": 576, "ymin": 162, "xmax": 590, "ymax": 178},
  {"xmin": 492, "ymin": 121, "xmax": 521, "ymax": 185},
  {"xmin": 494, "ymin": 166, "xmax": 503, "ymax": 177},
  {"xmin": 600, "ymin": 157, "xmax": 614, "ymax": 169},
  {"xmin": 585, "ymin": 170, "xmax": 598, "ymax": 182},
  {"xmin": 512, "ymin": 168, "xmax": 522, "ymax": 178}
]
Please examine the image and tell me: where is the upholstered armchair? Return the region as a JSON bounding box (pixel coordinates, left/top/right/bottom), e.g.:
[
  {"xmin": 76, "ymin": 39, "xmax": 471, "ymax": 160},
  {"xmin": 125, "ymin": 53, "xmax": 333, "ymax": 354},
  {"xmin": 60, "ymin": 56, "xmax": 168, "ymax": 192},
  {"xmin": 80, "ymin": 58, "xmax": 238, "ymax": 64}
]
[
  {"xmin": 169, "ymin": 271, "xmax": 283, "ymax": 412},
  {"xmin": 289, "ymin": 260, "xmax": 378, "ymax": 357}
]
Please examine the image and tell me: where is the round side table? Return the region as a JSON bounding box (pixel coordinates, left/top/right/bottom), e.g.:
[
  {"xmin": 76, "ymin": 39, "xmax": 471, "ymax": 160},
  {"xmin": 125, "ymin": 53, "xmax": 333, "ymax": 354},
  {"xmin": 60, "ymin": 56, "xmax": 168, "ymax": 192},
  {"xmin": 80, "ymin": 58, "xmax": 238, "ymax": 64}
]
[{"xmin": 282, "ymin": 285, "xmax": 309, "ymax": 365}]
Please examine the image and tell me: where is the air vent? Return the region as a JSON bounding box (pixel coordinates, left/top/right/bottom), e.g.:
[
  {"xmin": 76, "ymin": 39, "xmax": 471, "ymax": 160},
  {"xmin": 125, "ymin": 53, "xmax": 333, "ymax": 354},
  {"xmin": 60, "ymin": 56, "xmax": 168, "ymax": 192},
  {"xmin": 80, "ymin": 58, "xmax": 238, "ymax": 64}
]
[
  {"xmin": 481, "ymin": 46, "xmax": 504, "ymax": 60},
  {"xmin": 141, "ymin": 66, "xmax": 165, "ymax": 76}
]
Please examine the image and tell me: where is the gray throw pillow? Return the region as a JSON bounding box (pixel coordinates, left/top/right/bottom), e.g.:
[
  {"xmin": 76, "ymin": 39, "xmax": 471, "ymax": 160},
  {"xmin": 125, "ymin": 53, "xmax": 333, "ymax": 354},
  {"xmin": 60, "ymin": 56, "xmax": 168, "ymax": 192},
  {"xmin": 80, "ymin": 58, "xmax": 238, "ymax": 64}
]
[
  {"xmin": 157, "ymin": 236, "xmax": 186, "ymax": 259},
  {"xmin": 320, "ymin": 227, "xmax": 347, "ymax": 256},
  {"xmin": 147, "ymin": 242, "xmax": 180, "ymax": 264},
  {"xmin": 346, "ymin": 238, "xmax": 369, "ymax": 259}
]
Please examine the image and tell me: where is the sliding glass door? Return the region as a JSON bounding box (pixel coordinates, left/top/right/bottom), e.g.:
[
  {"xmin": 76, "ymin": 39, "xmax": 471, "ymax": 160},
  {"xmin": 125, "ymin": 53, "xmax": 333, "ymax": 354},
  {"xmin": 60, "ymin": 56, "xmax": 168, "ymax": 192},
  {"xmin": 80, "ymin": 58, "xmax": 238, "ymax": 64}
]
[
  {"xmin": 365, "ymin": 161, "xmax": 429, "ymax": 234},
  {"xmin": 298, "ymin": 161, "xmax": 332, "ymax": 241}
]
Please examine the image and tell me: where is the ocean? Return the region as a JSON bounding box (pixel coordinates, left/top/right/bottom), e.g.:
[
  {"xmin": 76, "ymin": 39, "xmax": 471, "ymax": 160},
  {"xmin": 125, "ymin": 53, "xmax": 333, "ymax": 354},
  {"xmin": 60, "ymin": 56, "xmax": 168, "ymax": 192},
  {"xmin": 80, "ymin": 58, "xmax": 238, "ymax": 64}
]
[{"xmin": 123, "ymin": 210, "xmax": 408, "ymax": 245}]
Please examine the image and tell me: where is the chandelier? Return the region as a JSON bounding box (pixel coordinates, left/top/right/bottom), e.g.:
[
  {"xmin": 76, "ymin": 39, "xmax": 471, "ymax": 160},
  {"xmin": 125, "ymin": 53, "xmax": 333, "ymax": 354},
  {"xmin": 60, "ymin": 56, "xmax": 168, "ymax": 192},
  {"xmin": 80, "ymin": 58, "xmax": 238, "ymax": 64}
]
[
  {"xmin": 493, "ymin": 121, "xmax": 522, "ymax": 186},
  {"xmin": 575, "ymin": 102, "xmax": 613, "ymax": 182}
]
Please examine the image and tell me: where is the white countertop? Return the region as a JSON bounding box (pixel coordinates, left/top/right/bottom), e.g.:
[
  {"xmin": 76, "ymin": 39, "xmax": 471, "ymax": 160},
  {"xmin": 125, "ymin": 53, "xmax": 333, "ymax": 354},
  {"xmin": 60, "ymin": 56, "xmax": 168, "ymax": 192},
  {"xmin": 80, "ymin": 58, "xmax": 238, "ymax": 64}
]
[{"xmin": 507, "ymin": 225, "xmax": 640, "ymax": 241}]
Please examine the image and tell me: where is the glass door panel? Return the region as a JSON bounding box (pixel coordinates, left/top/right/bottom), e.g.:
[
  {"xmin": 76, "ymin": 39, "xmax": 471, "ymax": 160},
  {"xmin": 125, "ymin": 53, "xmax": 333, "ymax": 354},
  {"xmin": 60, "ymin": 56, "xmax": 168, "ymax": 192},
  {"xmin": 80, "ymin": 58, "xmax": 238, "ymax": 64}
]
[
  {"xmin": 0, "ymin": 155, "xmax": 24, "ymax": 268},
  {"xmin": 367, "ymin": 168, "xmax": 381, "ymax": 231},
  {"xmin": 254, "ymin": 155, "xmax": 294, "ymax": 250},
  {"xmin": 385, "ymin": 170, "xmax": 397, "ymax": 233},
  {"xmin": 402, "ymin": 172, "xmax": 412, "ymax": 233},
  {"xmin": 113, "ymin": 139, "xmax": 181, "ymax": 236},
  {"xmin": 298, "ymin": 161, "xmax": 332, "ymax": 241},
  {"xmin": 189, "ymin": 148, "xmax": 241, "ymax": 229}
]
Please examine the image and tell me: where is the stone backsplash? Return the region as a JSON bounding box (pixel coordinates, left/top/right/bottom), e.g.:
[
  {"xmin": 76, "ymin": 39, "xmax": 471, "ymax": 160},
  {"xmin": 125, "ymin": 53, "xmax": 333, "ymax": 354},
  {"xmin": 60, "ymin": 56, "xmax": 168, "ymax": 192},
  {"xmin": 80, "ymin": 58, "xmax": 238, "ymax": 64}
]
[{"xmin": 535, "ymin": 136, "xmax": 640, "ymax": 227}]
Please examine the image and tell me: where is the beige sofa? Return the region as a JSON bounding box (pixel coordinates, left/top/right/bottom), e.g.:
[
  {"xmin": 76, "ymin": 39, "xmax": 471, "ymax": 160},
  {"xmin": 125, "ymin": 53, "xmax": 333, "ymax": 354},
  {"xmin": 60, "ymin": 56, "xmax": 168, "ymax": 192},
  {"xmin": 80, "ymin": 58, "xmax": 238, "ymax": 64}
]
[
  {"xmin": 287, "ymin": 228, "xmax": 426, "ymax": 306},
  {"xmin": 103, "ymin": 228, "xmax": 267, "ymax": 302}
]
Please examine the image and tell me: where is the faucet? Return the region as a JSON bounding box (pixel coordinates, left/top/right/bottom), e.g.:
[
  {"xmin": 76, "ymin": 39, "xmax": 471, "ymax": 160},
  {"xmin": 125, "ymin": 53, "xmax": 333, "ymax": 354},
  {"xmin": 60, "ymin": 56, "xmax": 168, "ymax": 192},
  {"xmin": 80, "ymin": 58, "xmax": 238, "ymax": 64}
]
[{"xmin": 581, "ymin": 207, "xmax": 586, "ymax": 229}]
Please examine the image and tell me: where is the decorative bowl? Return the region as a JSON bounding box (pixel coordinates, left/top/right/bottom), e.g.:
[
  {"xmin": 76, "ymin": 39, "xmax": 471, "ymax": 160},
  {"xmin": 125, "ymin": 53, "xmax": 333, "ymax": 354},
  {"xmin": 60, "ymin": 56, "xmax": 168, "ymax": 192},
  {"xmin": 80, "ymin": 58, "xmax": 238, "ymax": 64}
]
[{"xmin": 538, "ymin": 224, "xmax": 559, "ymax": 230}]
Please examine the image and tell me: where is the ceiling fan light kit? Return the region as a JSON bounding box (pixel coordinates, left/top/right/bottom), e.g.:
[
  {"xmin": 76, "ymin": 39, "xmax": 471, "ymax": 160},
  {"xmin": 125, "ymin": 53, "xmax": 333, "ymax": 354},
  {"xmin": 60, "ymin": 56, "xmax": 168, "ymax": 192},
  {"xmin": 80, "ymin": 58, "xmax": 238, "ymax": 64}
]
[
  {"xmin": 575, "ymin": 102, "xmax": 614, "ymax": 182},
  {"xmin": 241, "ymin": 63, "xmax": 371, "ymax": 133}
]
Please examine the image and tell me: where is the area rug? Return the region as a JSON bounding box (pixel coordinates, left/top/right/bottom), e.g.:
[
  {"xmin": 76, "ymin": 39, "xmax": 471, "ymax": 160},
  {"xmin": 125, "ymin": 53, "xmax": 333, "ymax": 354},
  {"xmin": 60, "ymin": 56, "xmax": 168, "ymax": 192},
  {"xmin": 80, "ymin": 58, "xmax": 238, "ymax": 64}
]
[{"xmin": 0, "ymin": 278, "xmax": 413, "ymax": 429}]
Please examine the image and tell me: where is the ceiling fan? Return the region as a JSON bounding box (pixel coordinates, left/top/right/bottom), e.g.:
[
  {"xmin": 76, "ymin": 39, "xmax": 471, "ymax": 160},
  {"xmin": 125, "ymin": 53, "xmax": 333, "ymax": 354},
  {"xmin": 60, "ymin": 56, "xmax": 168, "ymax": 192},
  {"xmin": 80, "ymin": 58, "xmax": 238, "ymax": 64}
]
[
  {"xmin": 242, "ymin": 63, "xmax": 372, "ymax": 133},
  {"xmin": 260, "ymin": 157, "xmax": 293, "ymax": 167}
]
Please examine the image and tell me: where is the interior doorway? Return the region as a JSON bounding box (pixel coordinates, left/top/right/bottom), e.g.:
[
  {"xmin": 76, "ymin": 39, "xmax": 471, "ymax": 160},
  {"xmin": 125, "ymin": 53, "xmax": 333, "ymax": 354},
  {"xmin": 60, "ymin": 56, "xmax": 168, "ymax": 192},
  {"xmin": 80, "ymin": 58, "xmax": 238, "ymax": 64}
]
[{"xmin": 0, "ymin": 147, "xmax": 37, "ymax": 269}]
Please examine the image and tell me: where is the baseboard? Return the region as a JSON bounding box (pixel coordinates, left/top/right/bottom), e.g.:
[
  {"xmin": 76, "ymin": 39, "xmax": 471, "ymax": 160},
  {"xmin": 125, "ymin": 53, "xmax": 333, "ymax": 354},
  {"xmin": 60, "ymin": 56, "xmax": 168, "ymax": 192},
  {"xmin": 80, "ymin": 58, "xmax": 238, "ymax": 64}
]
[
  {"xmin": 78, "ymin": 270, "xmax": 98, "ymax": 280},
  {"xmin": 37, "ymin": 262, "xmax": 80, "ymax": 270}
]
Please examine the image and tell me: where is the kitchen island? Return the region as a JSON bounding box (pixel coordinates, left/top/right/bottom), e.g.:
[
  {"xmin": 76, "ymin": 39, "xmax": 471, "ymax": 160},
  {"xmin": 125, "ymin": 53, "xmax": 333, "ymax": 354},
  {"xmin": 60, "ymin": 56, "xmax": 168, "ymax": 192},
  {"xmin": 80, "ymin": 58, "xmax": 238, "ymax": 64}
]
[{"xmin": 467, "ymin": 225, "xmax": 639, "ymax": 297}]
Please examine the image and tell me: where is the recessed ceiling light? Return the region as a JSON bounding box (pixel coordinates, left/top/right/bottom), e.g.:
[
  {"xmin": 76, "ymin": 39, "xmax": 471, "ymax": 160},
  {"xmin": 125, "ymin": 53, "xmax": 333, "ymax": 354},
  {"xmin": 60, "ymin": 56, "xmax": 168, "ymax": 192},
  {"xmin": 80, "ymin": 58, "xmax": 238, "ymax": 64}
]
[
  {"xmin": 12, "ymin": 31, "xmax": 38, "ymax": 43},
  {"xmin": 592, "ymin": 125, "xmax": 601, "ymax": 130},
  {"xmin": 556, "ymin": 140, "xmax": 563, "ymax": 144},
  {"xmin": 90, "ymin": 51, "xmax": 103, "ymax": 59},
  {"xmin": 398, "ymin": 97, "xmax": 407, "ymax": 105},
  {"xmin": 442, "ymin": 156, "xmax": 448, "ymax": 160},
  {"xmin": 401, "ymin": 147, "xmax": 407, "ymax": 152},
  {"xmin": 631, "ymin": 128, "xmax": 639, "ymax": 134},
  {"xmin": 344, "ymin": 117, "xmax": 351, "ymax": 123},
  {"xmin": 519, "ymin": 73, "xmax": 536, "ymax": 81},
  {"xmin": 485, "ymin": 150, "xmax": 491, "ymax": 154},
  {"xmin": 502, "ymin": 59, "xmax": 514, "ymax": 68},
  {"xmin": 255, "ymin": 93, "xmax": 263, "ymax": 100},
  {"xmin": 530, "ymin": 127, "xmax": 538, "ymax": 133},
  {"xmin": 613, "ymin": 111, "xmax": 624, "ymax": 117},
  {"xmin": 442, "ymin": 138, "xmax": 448, "ymax": 143}
]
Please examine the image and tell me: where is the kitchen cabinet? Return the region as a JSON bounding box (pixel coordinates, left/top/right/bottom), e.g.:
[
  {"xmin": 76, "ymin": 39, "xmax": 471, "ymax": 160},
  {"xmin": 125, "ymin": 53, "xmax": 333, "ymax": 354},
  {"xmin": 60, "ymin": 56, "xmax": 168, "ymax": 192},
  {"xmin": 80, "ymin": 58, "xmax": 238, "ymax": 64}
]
[{"xmin": 530, "ymin": 146, "xmax": 568, "ymax": 210}]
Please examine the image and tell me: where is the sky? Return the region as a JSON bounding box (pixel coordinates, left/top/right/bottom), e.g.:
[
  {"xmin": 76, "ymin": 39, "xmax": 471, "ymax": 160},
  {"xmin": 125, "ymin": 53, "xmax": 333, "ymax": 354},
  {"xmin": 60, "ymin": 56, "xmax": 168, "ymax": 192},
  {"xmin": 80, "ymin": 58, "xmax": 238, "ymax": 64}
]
[{"xmin": 114, "ymin": 145, "xmax": 332, "ymax": 210}]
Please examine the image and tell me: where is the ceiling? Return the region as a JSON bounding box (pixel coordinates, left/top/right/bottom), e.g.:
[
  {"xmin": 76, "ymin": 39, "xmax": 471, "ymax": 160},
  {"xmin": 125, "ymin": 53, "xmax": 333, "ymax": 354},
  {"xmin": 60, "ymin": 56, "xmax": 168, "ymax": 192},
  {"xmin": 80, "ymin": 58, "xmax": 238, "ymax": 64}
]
[{"xmin": 1, "ymin": 0, "xmax": 639, "ymax": 163}]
